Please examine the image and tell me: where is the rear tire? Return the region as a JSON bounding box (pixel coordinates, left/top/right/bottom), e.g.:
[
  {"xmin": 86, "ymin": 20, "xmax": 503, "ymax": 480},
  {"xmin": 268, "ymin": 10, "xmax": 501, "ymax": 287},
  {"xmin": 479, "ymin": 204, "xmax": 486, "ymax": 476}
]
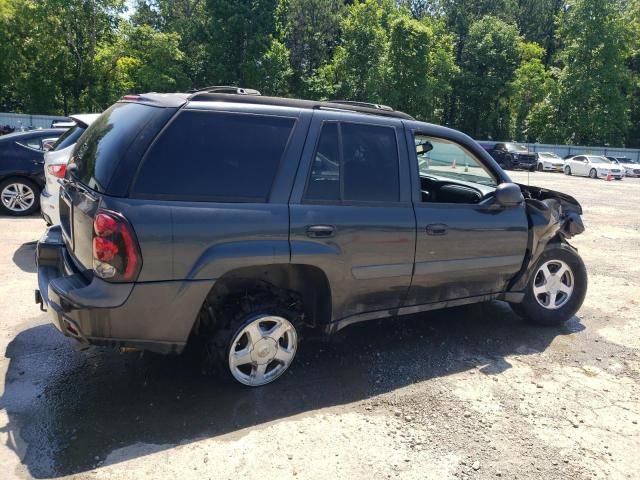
[
  {"xmin": 197, "ymin": 286, "xmax": 304, "ymax": 386},
  {"xmin": 510, "ymin": 244, "xmax": 587, "ymax": 326},
  {"xmin": 537, "ymin": 163, "xmax": 544, "ymax": 172},
  {"xmin": 0, "ymin": 178, "xmax": 40, "ymax": 216}
]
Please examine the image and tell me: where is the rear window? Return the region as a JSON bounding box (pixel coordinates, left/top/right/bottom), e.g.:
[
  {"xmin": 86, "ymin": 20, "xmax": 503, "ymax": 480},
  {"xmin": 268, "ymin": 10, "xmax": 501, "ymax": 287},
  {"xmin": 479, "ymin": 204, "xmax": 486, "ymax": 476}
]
[
  {"xmin": 132, "ymin": 110, "xmax": 295, "ymax": 202},
  {"xmin": 52, "ymin": 125, "xmax": 86, "ymax": 151},
  {"xmin": 68, "ymin": 102, "xmax": 160, "ymax": 192}
]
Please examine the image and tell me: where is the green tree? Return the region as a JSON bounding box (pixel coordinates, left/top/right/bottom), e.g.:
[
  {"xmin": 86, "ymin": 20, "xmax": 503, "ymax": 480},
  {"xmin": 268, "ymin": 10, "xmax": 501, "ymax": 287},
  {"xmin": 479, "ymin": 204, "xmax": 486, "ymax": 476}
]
[
  {"xmin": 624, "ymin": 0, "xmax": 640, "ymax": 147},
  {"xmin": 312, "ymin": 0, "xmax": 392, "ymax": 102},
  {"xmin": 95, "ymin": 23, "xmax": 188, "ymax": 105},
  {"xmin": 1, "ymin": 0, "xmax": 124, "ymax": 114},
  {"xmin": 516, "ymin": 0, "xmax": 565, "ymax": 65},
  {"xmin": 276, "ymin": 0, "xmax": 343, "ymax": 97},
  {"xmin": 553, "ymin": 0, "xmax": 630, "ymax": 146},
  {"xmin": 454, "ymin": 16, "xmax": 522, "ymax": 139},
  {"xmin": 0, "ymin": 0, "xmax": 19, "ymax": 111},
  {"xmin": 507, "ymin": 41, "xmax": 553, "ymax": 140},
  {"xmin": 132, "ymin": 0, "xmax": 210, "ymax": 87},
  {"xmin": 254, "ymin": 37, "xmax": 293, "ymax": 95},
  {"xmin": 205, "ymin": 0, "xmax": 279, "ymax": 87},
  {"xmin": 384, "ymin": 15, "xmax": 457, "ymax": 121}
]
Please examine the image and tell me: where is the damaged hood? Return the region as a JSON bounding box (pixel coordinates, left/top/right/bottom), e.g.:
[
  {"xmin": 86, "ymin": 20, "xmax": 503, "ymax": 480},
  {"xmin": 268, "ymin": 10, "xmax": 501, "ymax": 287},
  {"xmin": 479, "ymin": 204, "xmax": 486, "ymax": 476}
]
[
  {"xmin": 518, "ymin": 183, "xmax": 582, "ymax": 216},
  {"xmin": 518, "ymin": 183, "xmax": 584, "ymax": 239},
  {"xmin": 507, "ymin": 183, "xmax": 585, "ymax": 293}
]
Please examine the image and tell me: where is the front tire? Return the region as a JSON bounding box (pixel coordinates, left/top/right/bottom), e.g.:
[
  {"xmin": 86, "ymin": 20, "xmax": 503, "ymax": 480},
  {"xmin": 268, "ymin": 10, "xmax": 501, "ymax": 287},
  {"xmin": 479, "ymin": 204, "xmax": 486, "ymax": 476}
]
[
  {"xmin": 564, "ymin": 166, "xmax": 572, "ymax": 175},
  {"xmin": 0, "ymin": 178, "xmax": 40, "ymax": 216},
  {"xmin": 198, "ymin": 286, "xmax": 304, "ymax": 386},
  {"xmin": 537, "ymin": 163, "xmax": 544, "ymax": 172},
  {"xmin": 510, "ymin": 244, "xmax": 587, "ymax": 326},
  {"xmin": 589, "ymin": 168, "xmax": 598, "ymax": 179}
]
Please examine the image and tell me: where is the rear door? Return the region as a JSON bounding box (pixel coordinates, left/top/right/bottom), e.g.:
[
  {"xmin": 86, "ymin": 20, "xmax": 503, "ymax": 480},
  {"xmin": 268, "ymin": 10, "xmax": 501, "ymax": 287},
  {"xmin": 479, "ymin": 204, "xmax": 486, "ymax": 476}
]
[
  {"xmin": 289, "ymin": 111, "xmax": 416, "ymax": 322},
  {"xmin": 571, "ymin": 156, "xmax": 587, "ymax": 176}
]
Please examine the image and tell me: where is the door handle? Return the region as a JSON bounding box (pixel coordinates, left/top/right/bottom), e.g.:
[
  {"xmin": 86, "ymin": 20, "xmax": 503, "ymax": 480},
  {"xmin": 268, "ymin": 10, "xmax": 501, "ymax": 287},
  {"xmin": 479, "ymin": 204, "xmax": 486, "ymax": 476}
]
[
  {"xmin": 306, "ymin": 225, "xmax": 336, "ymax": 238},
  {"xmin": 426, "ymin": 224, "xmax": 448, "ymax": 236}
]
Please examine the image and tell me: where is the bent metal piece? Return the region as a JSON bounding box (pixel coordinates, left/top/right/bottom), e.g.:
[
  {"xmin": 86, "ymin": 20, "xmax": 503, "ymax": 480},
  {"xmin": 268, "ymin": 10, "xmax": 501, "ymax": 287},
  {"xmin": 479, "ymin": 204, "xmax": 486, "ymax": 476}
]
[{"xmin": 507, "ymin": 184, "xmax": 584, "ymax": 294}]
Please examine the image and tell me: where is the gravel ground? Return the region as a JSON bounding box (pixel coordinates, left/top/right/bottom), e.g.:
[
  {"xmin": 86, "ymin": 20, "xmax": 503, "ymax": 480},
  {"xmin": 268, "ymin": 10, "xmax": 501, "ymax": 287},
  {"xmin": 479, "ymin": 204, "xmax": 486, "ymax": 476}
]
[{"xmin": 0, "ymin": 172, "xmax": 639, "ymax": 480}]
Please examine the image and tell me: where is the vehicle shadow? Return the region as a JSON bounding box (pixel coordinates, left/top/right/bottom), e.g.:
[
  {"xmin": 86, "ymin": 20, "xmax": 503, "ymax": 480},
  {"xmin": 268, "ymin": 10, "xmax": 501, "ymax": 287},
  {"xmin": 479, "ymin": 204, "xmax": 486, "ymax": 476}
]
[
  {"xmin": 11, "ymin": 241, "xmax": 37, "ymax": 273},
  {"xmin": 0, "ymin": 303, "xmax": 584, "ymax": 478}
]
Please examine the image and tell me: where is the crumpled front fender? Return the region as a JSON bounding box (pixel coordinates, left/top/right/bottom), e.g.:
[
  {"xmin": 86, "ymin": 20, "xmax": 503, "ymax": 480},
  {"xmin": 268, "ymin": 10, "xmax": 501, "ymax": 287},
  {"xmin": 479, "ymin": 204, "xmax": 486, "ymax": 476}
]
[{"xmin": 507, "ymin": 184, "xmax": 585, "ymax": 294}]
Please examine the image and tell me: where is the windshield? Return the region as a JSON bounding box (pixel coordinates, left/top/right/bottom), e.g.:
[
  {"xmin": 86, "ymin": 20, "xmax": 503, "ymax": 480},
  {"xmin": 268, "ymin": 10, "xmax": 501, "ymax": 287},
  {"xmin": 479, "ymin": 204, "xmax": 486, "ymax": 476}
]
[
  {"xmin": 617, "ymin": 158, "xmax": 639, "ymax": 164},
  {"xmin": 506, "ymin": 143, "xmax": 528, "ymax": 151},
  {"xmin": 588, "ymin": 156, "xmax": 611, "ymax": 164},
  {"xmin": 540, "ymin": 153, "xmax": 560, "ymax": 159}
]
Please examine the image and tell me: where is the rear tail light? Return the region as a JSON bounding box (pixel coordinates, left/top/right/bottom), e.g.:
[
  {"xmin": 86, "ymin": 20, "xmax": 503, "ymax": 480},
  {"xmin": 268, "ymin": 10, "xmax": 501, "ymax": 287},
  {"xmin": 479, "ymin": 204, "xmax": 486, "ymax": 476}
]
[
  {"xmin": 92, "ymin": 210, "xmax": 142, "ymax": 282},
  {"xmin": 47, "ymin": 164, "xmax": 67, "ymax": 178}
]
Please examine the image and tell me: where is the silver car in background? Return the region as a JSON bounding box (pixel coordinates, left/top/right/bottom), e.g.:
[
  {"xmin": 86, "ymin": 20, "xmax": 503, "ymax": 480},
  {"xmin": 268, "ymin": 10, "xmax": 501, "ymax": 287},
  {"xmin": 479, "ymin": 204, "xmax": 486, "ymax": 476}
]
[
  {"xmin": 564, "ymin": 155, "xmax": 624, "ymax": 180},
  {"xmin": 536, "ymin": 151, "xmax": 565, "ymax": 172},
  {"xmin": 607, "ymin": 156, "xmax": 640, "ymax": 178},
  {"xmin": 40, "ymin": 114, "xmax": 100, "ymax": 225}
]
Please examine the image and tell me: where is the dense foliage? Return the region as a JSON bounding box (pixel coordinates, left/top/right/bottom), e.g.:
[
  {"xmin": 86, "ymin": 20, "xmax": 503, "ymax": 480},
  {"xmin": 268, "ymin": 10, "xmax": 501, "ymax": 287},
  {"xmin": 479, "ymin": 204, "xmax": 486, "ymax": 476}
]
[{"xmin": 1, "ymin": 0, "xmax": 638, "ymax": 146}]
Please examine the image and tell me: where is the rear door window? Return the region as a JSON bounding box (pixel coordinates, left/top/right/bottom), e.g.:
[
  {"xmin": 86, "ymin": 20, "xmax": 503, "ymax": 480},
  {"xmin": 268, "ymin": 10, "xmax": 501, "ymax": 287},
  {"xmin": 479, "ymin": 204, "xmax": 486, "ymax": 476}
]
[
  {"xmin": 304, "ymin": 122, "xmax": 400, "ymax": 203},
  {"xmin": 16, "ymin": 136, "xmax": 43, "ymax": 150},
  {"xmin": 133, "ymin": 111, "xmax": 296, "ymax": 202}
]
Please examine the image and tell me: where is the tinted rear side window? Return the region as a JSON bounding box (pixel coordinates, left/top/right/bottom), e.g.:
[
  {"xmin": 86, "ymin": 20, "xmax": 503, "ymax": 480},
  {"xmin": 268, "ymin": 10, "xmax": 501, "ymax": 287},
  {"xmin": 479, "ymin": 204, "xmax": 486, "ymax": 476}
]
[
  {"xmin": 69, "ymin": 102, "xmax": 161, "ymax": 192},
  {"xmin": 342, "ymin": 123, "xmax": 399, "ymax": 202},
  {"xmin": 305, "ymin": 122, "xmax": 400, "ymax": 203},
  {"xmin": 133, "ymin": 111, "xmax": 295, "ymax": 202}
]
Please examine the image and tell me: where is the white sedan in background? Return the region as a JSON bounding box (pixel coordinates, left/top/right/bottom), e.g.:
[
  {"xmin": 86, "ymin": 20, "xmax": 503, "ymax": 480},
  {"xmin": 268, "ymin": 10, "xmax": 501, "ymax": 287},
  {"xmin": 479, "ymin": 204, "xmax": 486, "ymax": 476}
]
[
  {"xmin": 40, "ymin": 114, "xmax": 100, "ymax": 225},
  {"xmin": 608, "ymin": 157, "xmax": 640, "ymax": 178},
  {"xmin": 563, "ymin": 155, "xmax": 624, "ymax": 180},
  {"xmin": 536, "ymin": 151, "xmax": 565, "ymax": 172}
]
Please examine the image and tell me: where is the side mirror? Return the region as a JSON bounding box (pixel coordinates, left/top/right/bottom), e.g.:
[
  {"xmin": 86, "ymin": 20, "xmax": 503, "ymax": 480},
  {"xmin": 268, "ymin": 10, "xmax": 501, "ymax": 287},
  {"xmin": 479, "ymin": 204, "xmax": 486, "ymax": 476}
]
[{"xmin": 495, "ymin": 182, "xmax": 524, "ymax": 207}]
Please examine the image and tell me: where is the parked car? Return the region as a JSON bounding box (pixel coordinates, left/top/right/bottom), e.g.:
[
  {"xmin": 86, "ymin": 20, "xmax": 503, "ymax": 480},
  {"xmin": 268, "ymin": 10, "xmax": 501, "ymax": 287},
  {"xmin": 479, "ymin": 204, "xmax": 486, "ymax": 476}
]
[
  {"xmin": 536, "ymin": 152, "xmax": 565, "ymax": 172},
  {"xmin": 0, "ymin": 128, "xmax": 67, "ymax": 216},
  {"xmin": 40, "ymin": 114, "xmax": 101, "ymax": 225},
  {"xmin": 488, "ymin": 142, "xmax": 537, "ymax": 171},
  {"xmin": 606, "ymin": 156, "xmax": 640, "ymax": 178},
  {"xmin": 564, "ymin": 155, "xmax": 623, "ymax": 180},
  {"xmin": 36, "ymin": 90, "xmax": 587, "ymax": 387}
]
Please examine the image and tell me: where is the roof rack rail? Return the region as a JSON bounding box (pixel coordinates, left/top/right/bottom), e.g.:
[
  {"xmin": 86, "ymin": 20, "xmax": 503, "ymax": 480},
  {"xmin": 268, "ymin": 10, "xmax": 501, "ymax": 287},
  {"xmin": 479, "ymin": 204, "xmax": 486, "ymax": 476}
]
[
  {"xmin": 188, "ymin": 86, "xmax": 262, "ymax": 96},
  {"xmin": 326, "ymin": 100, "xmax": 394, "ymax": 112},
  {"xmin": 185, "ymin": 92, "xmax": 415, "ymax": 120}
]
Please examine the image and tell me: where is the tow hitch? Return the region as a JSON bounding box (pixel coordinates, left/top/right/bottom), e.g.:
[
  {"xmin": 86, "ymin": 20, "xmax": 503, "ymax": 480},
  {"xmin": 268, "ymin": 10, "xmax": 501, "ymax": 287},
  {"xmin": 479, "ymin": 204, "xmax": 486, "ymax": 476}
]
[{"xmin": 35, "ymin": 289, "xmax": 46, "ymax": 312}]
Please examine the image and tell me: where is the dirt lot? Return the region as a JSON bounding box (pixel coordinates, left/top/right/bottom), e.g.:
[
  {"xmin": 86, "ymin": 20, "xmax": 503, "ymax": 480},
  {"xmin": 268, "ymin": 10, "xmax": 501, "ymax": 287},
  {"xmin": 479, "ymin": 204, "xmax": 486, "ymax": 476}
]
[{"xmin": 0, "ymin": 172, "xmax": 639, "ymax": 480}]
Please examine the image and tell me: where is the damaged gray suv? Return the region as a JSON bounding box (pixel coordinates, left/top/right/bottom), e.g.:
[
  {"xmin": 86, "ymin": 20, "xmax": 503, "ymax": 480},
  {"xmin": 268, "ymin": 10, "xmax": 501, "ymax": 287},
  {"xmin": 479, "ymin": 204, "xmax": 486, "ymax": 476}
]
[{"xmin": 36, "ymin": 88, "xmax": 587, "ymax": 387}]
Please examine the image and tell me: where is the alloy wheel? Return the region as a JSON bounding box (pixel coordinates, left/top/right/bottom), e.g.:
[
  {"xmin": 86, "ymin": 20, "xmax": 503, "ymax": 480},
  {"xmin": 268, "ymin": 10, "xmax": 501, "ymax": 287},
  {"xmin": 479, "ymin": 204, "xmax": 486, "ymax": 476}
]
[
  {"xmin": 532, "ymin": 260, "xmax": 574, "ymax": 310},
  {"xmin": 228, "ymin": 314, "xmax": 298, "ymax": 386},
  {"xmin": 1, "ymin": 182, "xmax": 35, "ymax": 212}
]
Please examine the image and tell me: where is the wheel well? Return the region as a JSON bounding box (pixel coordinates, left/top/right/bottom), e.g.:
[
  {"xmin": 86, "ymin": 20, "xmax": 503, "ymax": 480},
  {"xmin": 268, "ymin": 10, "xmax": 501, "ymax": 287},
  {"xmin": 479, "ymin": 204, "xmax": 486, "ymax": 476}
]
[
  {"xmin": 0, "ymin": 175, "xmax": 42, "ymax": 189},
  {"xmin": 199, "ymin": 264, "xmax": 332, "ymax": 331}
]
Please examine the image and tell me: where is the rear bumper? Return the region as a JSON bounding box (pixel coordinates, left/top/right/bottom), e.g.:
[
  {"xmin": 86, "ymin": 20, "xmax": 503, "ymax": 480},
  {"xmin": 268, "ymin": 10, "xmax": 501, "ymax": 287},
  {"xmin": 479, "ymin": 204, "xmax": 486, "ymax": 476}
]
[
  {"xmin": 36, "ymin": 226, "xmax": 211, "ymax": 354},
  {"xmin": 597, "ymin": 172, "xmax": 623, "ymax": 179}
]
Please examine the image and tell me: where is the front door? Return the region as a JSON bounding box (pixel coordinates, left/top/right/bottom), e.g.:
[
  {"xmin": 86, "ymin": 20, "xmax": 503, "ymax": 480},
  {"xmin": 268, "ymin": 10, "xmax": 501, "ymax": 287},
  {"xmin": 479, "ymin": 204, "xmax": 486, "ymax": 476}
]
[
  {"xmin": 289, "ymin": 111, "xmax": 416, "ymax": 322},
  {"xmin": 405, "ymin": 132, "xmax": 529, "ymax": 306}
]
